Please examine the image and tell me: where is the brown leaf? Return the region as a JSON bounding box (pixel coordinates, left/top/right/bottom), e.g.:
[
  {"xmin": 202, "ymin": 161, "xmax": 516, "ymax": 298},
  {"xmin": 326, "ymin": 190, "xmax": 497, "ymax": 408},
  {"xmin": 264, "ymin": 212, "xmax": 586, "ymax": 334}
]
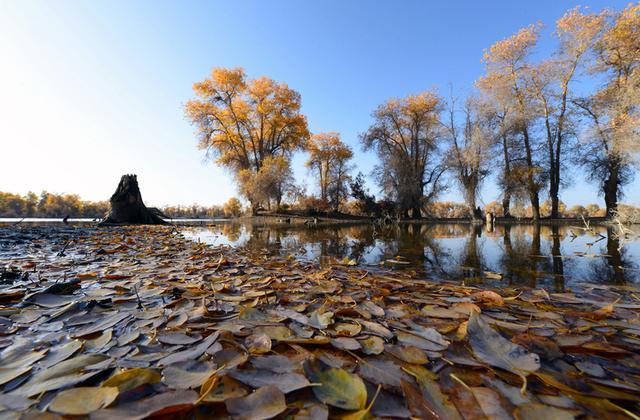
[{"xmin": 225, "ymin": 385, "xmax": 287, "ymax": 420}]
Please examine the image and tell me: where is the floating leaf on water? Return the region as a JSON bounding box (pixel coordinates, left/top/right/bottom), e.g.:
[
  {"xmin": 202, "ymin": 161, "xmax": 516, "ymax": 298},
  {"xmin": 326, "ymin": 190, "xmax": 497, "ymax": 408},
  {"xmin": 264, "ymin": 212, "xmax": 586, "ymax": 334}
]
[{"xmin": 49, "ymin": 386, "xmax": 118, "ymax": 415}]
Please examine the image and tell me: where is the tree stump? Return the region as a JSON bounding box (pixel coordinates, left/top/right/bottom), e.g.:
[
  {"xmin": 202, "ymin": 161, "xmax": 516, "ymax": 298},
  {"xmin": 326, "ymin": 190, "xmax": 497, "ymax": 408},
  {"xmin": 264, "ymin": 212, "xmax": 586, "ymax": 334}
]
[{"xmin": 99, "ymin": 174, "xmax": 167, "ymax": 225}]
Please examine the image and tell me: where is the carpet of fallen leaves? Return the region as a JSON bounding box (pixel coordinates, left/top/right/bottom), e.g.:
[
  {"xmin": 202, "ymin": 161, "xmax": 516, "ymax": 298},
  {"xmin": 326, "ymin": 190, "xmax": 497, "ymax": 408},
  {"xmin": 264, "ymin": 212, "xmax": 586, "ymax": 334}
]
[{"xmin": 1, "ymin": 225, "xmax": 640, "ymax": 419}]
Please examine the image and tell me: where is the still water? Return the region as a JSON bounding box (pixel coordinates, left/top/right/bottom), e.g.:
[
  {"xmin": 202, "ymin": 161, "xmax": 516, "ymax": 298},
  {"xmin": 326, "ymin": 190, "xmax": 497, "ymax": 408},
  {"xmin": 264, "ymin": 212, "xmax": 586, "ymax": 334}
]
[{"xmin": 183, "ymin": 222, "xmax": 640, "ymax": 291}]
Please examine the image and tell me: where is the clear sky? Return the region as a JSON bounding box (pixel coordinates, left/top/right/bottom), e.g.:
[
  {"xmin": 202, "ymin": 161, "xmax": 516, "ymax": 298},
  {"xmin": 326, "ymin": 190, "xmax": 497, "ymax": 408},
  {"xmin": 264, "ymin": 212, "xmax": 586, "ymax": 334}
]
[{"xmin": 1, "ymin": 0, "xmax": 636, "ymax": 208}]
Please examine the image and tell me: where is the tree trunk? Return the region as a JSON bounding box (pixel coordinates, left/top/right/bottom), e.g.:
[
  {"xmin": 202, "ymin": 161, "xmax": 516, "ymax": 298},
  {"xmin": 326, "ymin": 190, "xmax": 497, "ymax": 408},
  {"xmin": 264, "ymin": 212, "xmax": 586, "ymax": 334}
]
[
  {"xmin": 99, "ymin": 174, "xmax": 167, "ymax": 225},
  {"xmin": 530, "ymin": 190, "xmax": 541, "ymax": 221},
  {"xmin": 412, "ymin": 204, "xmax": 422, "ymax": 219},
  {"xmin": 501, "ymin": 134, "xmax": 512, "ymax": 218},
  {"xmin": 521, "ymin": 126, "xmax": 540, "ymax": 221},
  {"xmin": 502, "ymin": 193, "xmax": 511, "ymax": 218},
  {"xmin": 604, "ymin": 163, "xmax": 619, "ymax": 219}
]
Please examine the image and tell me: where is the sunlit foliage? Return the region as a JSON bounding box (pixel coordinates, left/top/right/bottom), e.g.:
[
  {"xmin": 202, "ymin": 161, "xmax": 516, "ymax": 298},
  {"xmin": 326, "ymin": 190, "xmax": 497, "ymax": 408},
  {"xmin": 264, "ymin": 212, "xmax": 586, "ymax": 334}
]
[
  {"xmin": 361, "ymin": 91, "xmax": 446, "ymax": 218},
  {"xmin": 185, "ymin": 68, "xmax": 310, "ymax": 211},
  {"xmin": 305, "ymin": 133, "xmax": 353, "ymax": 212}
]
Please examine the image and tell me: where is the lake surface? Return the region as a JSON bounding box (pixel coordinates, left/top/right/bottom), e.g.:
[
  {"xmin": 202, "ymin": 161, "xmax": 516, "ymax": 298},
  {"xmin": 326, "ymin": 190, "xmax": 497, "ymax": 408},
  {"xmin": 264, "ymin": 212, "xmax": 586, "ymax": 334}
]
[{"xmin": 183, "ymin": 222, "xmax": 640, "ymax": 291}]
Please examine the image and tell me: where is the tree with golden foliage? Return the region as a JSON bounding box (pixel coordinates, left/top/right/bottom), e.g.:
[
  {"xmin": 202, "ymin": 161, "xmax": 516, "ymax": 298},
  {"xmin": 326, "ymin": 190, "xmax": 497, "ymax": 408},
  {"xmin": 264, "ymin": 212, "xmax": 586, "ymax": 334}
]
[
  {"xmin": 223, "ymin": 197, "xmax": 243, "ymax": 217},
  {"xmin": 445, "ymin": 95, "xmax": 492, "ymax": 220},
  {"xmin": 185, "ymin": 67, "xmax": 310, "ymax": 213},
  {"xmin": 361, "ymin": 91, "xmax": 446, "ymax": 218},
  {"xmin": 479, "ymin": 24, "xmax": 546, "ymax": 220},
  {"xmin": 305, "ymin": 132, "xmax": 353, "ymax": 212},
  {"xmin": 574, "ymin": 3, "xmax": 640, "ymax": 218},
  {"xmin": 237, "ymin": 155, "xmax": 293, "ymax": 211},
  {"xmin": 527, "ymin": 7, "xmax": 606, "ymax": 219}
]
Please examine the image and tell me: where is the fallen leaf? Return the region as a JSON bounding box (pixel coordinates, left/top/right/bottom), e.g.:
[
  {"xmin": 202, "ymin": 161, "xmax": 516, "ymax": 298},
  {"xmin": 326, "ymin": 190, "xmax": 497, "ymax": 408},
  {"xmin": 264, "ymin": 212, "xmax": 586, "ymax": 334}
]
[
  {"xmin": 91, "ymin": 389, "xmax": 198, "ymax": 420},
  {"xmin": 245, "ymin": 333, "xmax": 272, "ymax": 354},
  {"xmin": 225, "ymin": 385, "xmax": 287, "ymax": 420},
  {"xmin": 49, "ymin": 387, "xmax": 118, "ymax": 415},
  {"xmin": 229, "ymin": 369, "xmax": 310, "ymax": 393},
  {"xmin": 304, "ymin": 358, "xmax": 367, "ymax": 411},
  {"xmin": 102, "ymin": 368, "xmax": 161, "ymax": 392},
  {"xmin": 467, "ymin": 311, "xmax": 540, "ymax": 390}
]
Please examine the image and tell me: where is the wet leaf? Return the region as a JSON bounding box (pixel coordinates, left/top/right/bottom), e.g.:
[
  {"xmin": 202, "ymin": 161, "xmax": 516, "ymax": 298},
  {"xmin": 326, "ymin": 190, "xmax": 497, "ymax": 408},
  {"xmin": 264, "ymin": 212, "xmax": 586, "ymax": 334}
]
[
  {"xmin": 102, "ymin": 368, "xmax": 161, "ymax": 392},
  {"xmin": 331, "ymin": 337, "xmax": 361, "ymax": 351},
  {"xmin": 49, "ymin": 386, "xmax": 118, "ymax": 415},
  {"xmin": 304, "ymin": 359, "xmax": 367, "ymax": 410},
  {"xmin": 467, "ymin": 311, "xmax": 540, "ymax": 388},
  {"xmin": 385, "ymin": 344, "xmax": 429, "ymax": 364},
  {"xmin": 245, "ymin": 333, "xmax": 272, "ymax": 354},
  {"xmin": 357, "ymin": 358, "xmax": 408, "ymax": 389},
  {"xmin": 225, "ymin": 385, "xmax": 287, "ymax": 420},
  {"xmin": 200, "ymin": 375, "xmax": 248, "ymax": 403},
  {"xmin": 162, "ymin": 362, "xmax": 216, "ymax": 389},
  {"xmin": 473, "ymin": 291, "xmax": 505, "ymax": 306},
  {"xmin": 0, "ymin": 366, "xmax": 30, "ymax": 386},
  {"xmin": 404, "ymin": 365, "xmax": 462, "ymax": 420},
  {"xmin": 514, "ymin": 402, "xmax": 577, "ymax": 420},
  {"xmin": 157, "ymin": 332, "xmax": 218, "ymax": 366},
  {"xmin": 396, "ymin": 331, "xmax": 447, "ymax": 352},
  {"xmin": 360, "ymin": 336, "xmax": 385, "ymax": 355},
  {"xmin": 91, "ymin": 389, "xmax": 198, "ymax": 420},
  {"xmin": 308, "ymin": 311, "xmax": 334, "ymax": 329},
  {"xmin": 229, "ymin": 368, "xmax": 310, "ymax": 393},
  {"xmin": 470, "ymin": 386, "xmax": 511, "ymax": 419},
  {"xmin": 13, "ymin": 354, "xmax": 108, "ymax": 396},
  {"xmin": 251, "ymin": 354, "xmax": 302, "ymax": 373},
  {"xmin": 156, "ymin": 331, "xmax": 201, "ymax": 345}
]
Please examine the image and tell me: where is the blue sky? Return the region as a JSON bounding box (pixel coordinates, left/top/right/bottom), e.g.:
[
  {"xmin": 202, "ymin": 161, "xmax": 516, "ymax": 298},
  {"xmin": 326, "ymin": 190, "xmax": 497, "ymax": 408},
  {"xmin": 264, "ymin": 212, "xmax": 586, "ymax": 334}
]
[{"xmin": 0, "ymin": 0, "xmax": 636, "ymax": 207}]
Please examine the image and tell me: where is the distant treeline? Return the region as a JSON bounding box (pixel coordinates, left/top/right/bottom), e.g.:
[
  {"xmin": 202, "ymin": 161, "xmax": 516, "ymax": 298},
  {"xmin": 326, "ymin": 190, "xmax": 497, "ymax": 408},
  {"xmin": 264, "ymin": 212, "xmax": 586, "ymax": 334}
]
[
  {"xmin": 0, "ymin": 191, "xmax": 232, "ymax": 219},
  {"xmin": 0, "ymin": 191, "xmax": 109, "ymax": 218}
]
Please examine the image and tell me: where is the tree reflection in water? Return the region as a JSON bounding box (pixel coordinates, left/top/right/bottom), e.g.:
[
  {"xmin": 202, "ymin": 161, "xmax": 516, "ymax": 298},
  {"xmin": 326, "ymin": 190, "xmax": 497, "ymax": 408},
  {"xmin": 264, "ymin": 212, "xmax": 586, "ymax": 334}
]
[
  {"xmin": 185, "ymin": 221, "xmax": 640, "ymax": 290},
  {"xmin": 587, "ymin": 227, "xmax": 637, "ymax": 284}
]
